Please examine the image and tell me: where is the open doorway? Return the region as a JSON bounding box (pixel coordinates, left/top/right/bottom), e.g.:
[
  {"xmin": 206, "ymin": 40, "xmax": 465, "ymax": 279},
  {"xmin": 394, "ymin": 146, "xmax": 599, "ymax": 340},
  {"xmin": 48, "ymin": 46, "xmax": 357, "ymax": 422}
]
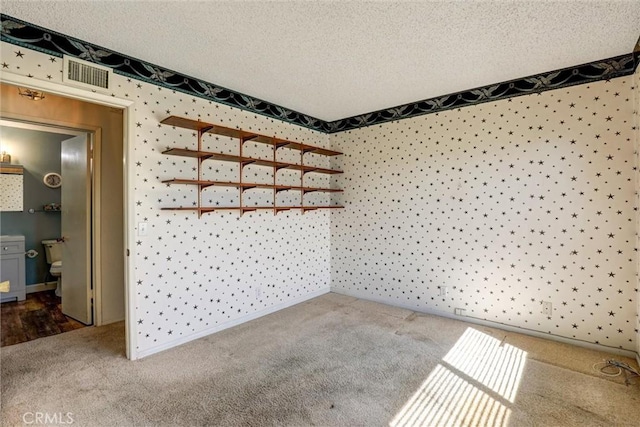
[
  {"xmin": 0, "ymin": 124, "xmax": 91, "ymax": 345},
  {"xmin": 0, "ymin": 82, "xmax": 127, "ymax": 352}
]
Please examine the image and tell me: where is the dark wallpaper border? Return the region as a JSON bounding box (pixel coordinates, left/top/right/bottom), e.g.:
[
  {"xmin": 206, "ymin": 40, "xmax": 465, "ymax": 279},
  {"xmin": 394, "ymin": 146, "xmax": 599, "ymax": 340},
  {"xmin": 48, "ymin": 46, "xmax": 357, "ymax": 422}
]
[{"xmin": 2, "ymin": 14, "xmax": 638, "ymax": 134}]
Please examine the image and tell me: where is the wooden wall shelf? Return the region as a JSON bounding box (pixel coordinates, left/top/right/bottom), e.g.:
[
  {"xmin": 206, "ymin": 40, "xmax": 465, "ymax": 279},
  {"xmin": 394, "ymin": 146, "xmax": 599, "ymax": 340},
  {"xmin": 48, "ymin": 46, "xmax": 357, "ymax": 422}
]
[
  {"xmin": 161, "ymin": 206, "xmax": 344, "ymax": 215},
  {"xmin": 160, "ymin": 116, "xmax": 344, "ymax": 216},
  {"xmin": 162, "ymin": 179, "xmax": 343, "ymax": 194},
  {"xmin": 0, "ymin": 163, "xmax": 24, "ymax": 175},
  {"xmin": 161, "ymin": 148, "xmax": 342, "ymax": 175},
  {"xmin": 161, "ymin": 116, "xmax": 342, "ymax": 156}
]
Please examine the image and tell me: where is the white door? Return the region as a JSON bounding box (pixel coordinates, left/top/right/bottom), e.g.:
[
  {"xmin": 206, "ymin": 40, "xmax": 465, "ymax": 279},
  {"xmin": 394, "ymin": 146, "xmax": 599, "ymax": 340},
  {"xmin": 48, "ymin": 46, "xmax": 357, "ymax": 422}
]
[{"xmin": 61, "ymin": 134, "xmax": 92, "ymax": 324}]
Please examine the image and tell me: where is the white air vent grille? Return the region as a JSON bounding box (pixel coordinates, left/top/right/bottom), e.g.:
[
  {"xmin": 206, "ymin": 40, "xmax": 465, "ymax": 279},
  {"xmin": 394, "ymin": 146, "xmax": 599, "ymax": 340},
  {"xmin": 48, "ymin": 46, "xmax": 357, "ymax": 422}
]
[
  {"xmin": 62, "ymin": 56, "xmax": 112, "ymax": 91},
  {"xmin": 68, "ymin": 60, "xmax": 109, "ymax": 88}
]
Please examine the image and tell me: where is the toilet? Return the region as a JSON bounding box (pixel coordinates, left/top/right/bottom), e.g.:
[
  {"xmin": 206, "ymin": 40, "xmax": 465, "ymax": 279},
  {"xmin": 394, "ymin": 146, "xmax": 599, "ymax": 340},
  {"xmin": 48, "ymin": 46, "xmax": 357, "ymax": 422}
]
[{"xmin": 42, "ymin": 239, "xmax": 63, "ymax": 297}]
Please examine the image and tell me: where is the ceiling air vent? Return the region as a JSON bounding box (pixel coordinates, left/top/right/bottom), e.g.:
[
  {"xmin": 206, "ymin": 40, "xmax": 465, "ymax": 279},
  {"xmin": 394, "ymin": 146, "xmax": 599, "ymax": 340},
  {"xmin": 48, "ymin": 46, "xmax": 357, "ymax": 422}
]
[{"xmin": 62, "ymin": 55, "xmax": 112, "ymax": 92}]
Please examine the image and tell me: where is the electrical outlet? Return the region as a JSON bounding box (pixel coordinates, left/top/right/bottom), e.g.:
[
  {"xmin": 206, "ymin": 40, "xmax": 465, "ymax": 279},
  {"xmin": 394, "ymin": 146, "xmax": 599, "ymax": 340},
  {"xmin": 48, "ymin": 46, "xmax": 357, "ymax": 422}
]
[
  {"xmin": 440, "ymin": 286, "xmax": 448, "ymax": 296},
  {"xmin": 454, "ymin": 308, "xmax": 466, "ymax": 316},
  {"xmin": 541, "ymin": 301, "xmax": 552, "ymax": 317},
  {"xmin": 255, "ymin": 287, "xmax": 262, "ymax": 299}
]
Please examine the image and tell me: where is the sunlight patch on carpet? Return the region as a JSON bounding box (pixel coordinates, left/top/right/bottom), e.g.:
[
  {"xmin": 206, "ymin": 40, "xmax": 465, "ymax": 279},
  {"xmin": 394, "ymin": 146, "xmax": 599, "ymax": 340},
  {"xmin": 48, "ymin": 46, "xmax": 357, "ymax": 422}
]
[{"xmin": 390, "ymin": 328, "xmax": 527, "ymax": 427}]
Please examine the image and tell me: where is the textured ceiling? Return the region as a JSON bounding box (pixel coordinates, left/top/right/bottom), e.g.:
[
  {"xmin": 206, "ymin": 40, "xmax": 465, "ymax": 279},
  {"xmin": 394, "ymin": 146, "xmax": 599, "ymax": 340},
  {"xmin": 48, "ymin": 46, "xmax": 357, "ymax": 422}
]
[{"xmin": 2, "ymin": 1, "xmax": 640, "ymax": 122}]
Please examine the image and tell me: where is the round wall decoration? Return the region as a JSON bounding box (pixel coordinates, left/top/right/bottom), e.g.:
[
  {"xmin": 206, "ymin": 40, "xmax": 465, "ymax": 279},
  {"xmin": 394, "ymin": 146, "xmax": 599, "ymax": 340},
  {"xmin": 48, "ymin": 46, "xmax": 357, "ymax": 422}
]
[{"xmin": 43, "ymin": 172, "xmax": 62, "ymax": 188}]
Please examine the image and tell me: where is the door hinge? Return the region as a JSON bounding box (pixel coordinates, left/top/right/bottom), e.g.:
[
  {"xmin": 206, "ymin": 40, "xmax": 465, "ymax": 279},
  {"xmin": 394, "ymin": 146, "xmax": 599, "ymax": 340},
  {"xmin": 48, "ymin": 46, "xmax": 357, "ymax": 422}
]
[{"xmin": 126, "ymin": 249, "xmax": 130, "ymax": 257}]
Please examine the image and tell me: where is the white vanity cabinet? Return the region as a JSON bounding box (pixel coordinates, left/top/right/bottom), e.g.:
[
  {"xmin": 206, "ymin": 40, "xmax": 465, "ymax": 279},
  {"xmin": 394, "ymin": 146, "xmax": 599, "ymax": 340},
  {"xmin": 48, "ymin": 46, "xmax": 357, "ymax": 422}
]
[{"xmin": 1, "ymin": 235, "xmax": 26, "ymax": 302}]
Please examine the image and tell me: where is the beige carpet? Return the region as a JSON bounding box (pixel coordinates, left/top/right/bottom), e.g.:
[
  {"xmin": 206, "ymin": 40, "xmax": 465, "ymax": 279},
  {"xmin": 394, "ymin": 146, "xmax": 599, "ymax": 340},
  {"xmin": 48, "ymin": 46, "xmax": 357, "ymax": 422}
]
[{"xmin": 2, "ymin": 293, "xmax": 639, "ymax": 426}]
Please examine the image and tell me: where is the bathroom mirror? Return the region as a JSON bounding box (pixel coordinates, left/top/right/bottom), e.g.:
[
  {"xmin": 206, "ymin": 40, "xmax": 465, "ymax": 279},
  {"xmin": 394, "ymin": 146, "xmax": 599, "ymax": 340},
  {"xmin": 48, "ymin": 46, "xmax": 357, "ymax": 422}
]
[{"xmin": 0, "ymin": 164, "xmax": 24, "ymax": 211}]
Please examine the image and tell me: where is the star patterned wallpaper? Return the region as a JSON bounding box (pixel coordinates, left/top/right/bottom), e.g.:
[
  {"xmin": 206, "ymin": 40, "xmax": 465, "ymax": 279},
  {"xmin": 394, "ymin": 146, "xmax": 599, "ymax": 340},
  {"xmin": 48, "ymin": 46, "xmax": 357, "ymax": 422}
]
[
  {"xmin": 0, "ymin": 41, "xmax": 333, "ymax": 356},
  {"xmin": 330, "ymin": 76, "xmax": 638, "ymax": 351},
  {"xmin": 2, "ymin": 37, "xmax": 639, "ymax": 356},
  {"xmin": 635, "ymin": 65, "xmax": 640, "ymax": 355},
  {"xmin": 0, "ymin": 173, "xmax": 23, "ymax": 211}
]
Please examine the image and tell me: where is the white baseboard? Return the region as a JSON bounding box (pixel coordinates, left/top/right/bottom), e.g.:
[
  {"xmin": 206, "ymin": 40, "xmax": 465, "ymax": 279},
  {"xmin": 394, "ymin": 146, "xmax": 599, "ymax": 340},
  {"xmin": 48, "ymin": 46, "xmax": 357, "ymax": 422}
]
[
  {"xmin": 332, "ymin": 289, "xmax": 638, "ymax": 359},
  {"xmin": 26, "ymin": 282, "xmax": 57, "ymax": 293},
  {"xmin": 135, "ymin": 287, "xmax": 331, "ymax": 359}
]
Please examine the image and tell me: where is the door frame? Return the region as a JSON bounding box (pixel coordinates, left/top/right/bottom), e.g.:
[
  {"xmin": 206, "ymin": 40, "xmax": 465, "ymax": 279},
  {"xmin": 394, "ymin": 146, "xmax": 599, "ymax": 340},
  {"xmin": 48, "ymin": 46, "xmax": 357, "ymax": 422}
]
[{"xmin": 0, "ymin": 71, "xmax": 137, "ymax": 360}]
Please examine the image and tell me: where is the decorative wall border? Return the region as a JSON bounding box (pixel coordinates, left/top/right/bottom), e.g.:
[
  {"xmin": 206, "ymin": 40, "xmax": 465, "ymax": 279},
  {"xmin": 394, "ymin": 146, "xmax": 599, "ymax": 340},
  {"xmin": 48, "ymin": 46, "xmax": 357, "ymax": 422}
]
[
  {"xmin": 322, "ymin": 51, "xmax": 640, "ymax": 133},
  {"xmin": 1, "ymin": 14, "xmax": 639, "ymax": 134}
]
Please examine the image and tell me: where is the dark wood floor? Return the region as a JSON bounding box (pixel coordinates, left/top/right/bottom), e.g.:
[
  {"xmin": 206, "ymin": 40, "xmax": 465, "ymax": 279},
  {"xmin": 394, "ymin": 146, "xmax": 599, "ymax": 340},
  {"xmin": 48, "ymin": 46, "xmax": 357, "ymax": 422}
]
[{"xmin": 1, "ymin": 290, "xmax": 87, "ymax": 347}]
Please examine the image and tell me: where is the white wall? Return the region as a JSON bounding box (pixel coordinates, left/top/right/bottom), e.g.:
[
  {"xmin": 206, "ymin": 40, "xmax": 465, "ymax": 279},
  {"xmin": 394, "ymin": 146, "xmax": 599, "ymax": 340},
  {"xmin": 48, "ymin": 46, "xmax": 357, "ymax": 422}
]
[
  {"xmin": 1, "ymin": 41, "xmax": 332, "ymax": 357},
  {"xmin": 331, "ymin": 76, "xmax": 638, "ymax": 352}
]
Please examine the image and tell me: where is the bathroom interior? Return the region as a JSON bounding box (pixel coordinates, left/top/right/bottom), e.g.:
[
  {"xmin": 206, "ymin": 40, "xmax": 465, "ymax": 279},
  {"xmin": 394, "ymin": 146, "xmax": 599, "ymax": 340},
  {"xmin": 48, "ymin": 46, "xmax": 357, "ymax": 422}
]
[{"xmin": 0, "ymin": 123, "xmax": 88, "ymax": 346}]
